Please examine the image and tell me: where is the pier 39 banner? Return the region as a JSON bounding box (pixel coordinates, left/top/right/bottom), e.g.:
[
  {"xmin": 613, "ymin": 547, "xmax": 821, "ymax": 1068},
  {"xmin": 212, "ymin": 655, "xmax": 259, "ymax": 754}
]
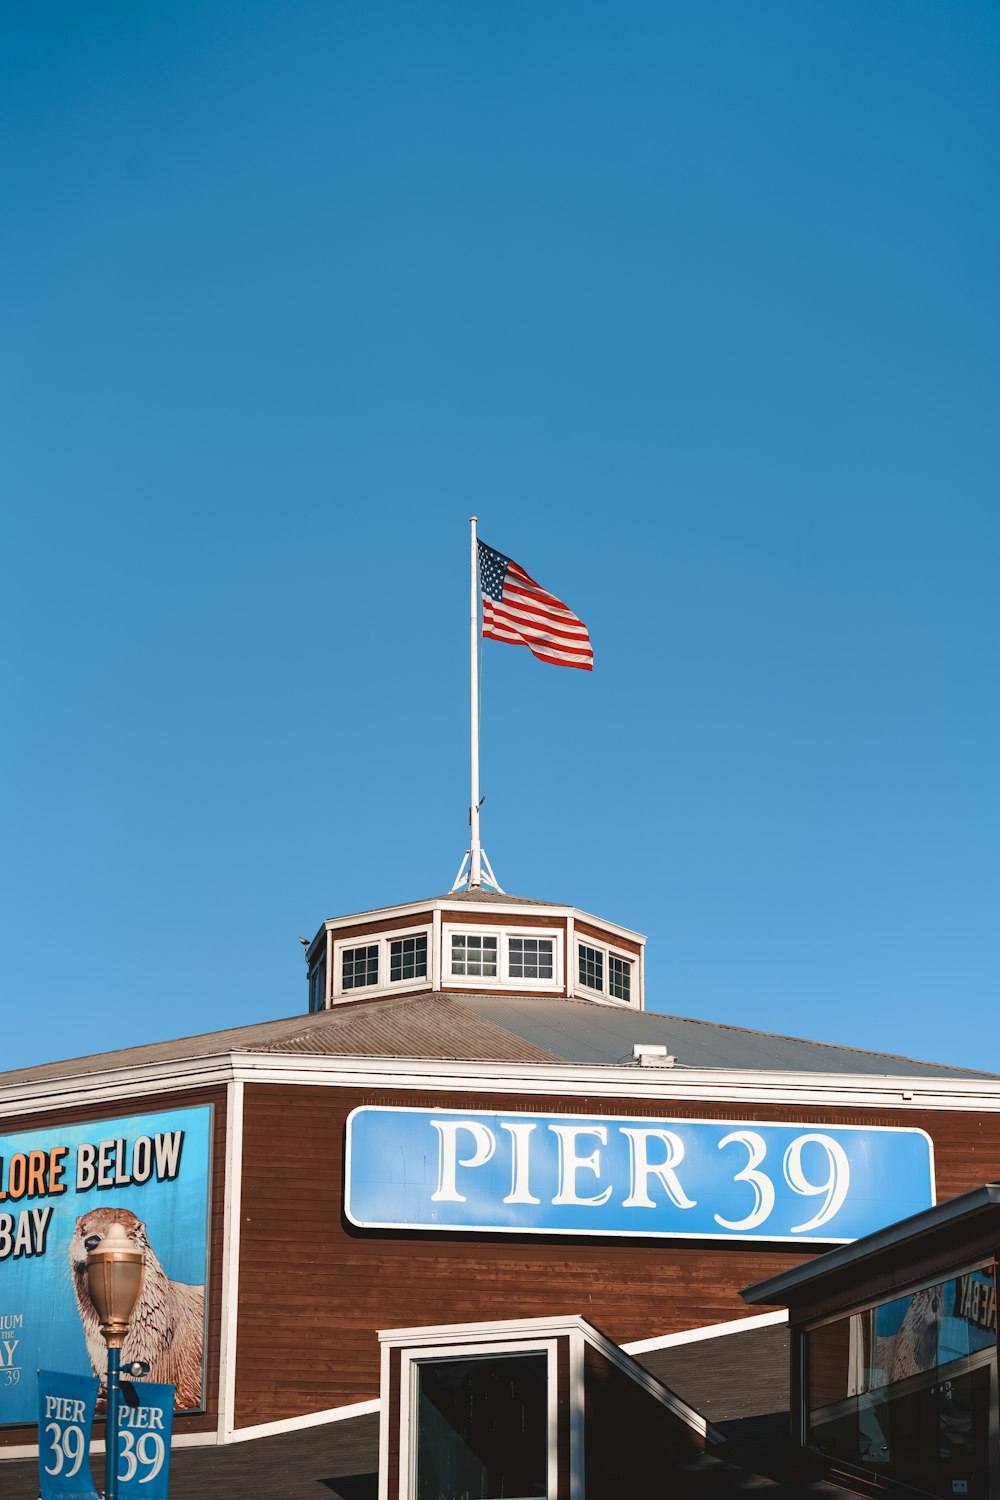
[
  {"xmin": 345, "ymin": 1107, "xmax": 935, "ymax": 1244},
  {"xmin": 0, "ymin": 1104, "xmax": 210, "ymax": 1427}
]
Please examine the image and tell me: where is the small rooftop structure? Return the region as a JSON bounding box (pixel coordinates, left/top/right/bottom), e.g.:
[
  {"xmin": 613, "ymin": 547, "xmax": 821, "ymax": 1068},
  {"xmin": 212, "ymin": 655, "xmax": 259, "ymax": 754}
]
[{"xmin": 304, "ymin": 890, "xmax": 647, "ymax": 1012}]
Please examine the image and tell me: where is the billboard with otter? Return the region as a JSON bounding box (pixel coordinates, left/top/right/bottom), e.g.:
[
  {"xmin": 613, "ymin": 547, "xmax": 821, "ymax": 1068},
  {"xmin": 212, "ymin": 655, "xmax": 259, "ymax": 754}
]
[{"xmin": 0, "ymin": 1103, "xmax": 210, "ymax": 1427}]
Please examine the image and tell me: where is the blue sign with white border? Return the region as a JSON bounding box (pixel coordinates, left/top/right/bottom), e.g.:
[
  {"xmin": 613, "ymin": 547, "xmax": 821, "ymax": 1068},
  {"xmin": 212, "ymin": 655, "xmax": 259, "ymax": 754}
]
[{"xmin": 345, "ymin": 1107, "xmax": 935, "ymax": 1244}]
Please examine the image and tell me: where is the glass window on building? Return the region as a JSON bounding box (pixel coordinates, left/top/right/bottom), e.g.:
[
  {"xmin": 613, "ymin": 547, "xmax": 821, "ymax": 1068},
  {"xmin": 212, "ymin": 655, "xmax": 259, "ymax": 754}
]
[
  {"xmin": 508, "ymin": 937, "xmax": 554, "ymax": 980},
  {"xmin": 608, "ymin": 953, "xmax": 631, "ymax": 1002},
  {"xmin": 390, "ymin": 933, "xmax": 428, "ymax": 982},
  {"xmin": 805, "ymin": 1265, "xmax": 998, "ymax": 1499},
  {"xmin": 414, "ymin": 1352, "xmax": 548, "ymax": 1500},
  {"xmin": 342, "ymin": 943, "xmax": 379, "ymax": 991},
  {"xmin": 451, "ymin": 933, "xmax": 498, "ymax": 978},
  {"xmin": 578, "ymin": 944, "xmax": 603, "ymax": 992}
]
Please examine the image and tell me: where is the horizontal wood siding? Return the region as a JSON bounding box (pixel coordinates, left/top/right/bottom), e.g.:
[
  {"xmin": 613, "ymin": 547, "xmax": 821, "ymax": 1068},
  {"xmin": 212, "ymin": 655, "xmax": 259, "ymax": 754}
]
[
  {"xmin": 331, "ymin": 912, "xmax": 434, "ymax": 943},
  {"xmin": 574, "ymin": 921, "xmax": 642, "ymax": 957},
  {"xmin": 0, "ymin": 1086, "xmax": 227, "ymax": 1447},
  {"xmin": 440, "ymin": 910, "xmax": 567, "ymax": 932},
  {"xmin": 233, "ymin": 1083, "xmax": 1000, "ymax": 1428}
]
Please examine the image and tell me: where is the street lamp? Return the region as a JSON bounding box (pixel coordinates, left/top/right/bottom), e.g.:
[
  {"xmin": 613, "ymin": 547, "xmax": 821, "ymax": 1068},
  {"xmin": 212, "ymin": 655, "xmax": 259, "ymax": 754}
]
[{"xmin": 86, "ymin": 1222, "xmax": 145, "ymax": 1500}]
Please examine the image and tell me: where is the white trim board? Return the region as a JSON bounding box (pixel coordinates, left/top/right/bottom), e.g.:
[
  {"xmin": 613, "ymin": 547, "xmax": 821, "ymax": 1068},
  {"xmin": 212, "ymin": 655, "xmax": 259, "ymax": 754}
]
[
  {"xmin": 622, "ymin": 1308, "xmax": 788, "ymax": 1355},
  {"xmin": 4, "ymin": 1050, "xmax": 1000, "ymax": 1118},
  {"xmin": 317, "ymin": 897, "xmax": 646, "ymax": 948},
  {"xmin": 378, "ymin": 1313, "xmax": 722, "ymax": 1446},
  {"xmin": 217, "ymin": 1077, "xmax": 244, "ymax": 1443},
  {"xmin": 230, "ymin": 1397, "xmax": 381, "ymax": 1445}
]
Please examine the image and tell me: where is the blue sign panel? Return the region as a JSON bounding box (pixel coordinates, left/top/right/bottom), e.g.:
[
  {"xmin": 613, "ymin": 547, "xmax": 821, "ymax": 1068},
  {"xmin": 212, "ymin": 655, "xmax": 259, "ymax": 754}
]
[
  {"xmin": 0, "ymin": 1105, "xmax": 211, "ymax": 1427},
  {"xmin": 116, "ymin": 1382, "xmax": 175, "ymax": 1499},
  {"xmin": 38, "ymin": 1370, "xmax": 100, "ymax": 1500},
  {"xmin": 345, "ymin": 1107, "xmax": 935, "ymax": 1244}
]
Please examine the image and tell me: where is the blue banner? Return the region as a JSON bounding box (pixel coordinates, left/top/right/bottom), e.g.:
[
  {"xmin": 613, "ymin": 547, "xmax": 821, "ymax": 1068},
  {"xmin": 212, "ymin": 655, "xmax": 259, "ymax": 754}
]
[
  {"xmin": 0, "ymin": 1105, "xmax": 211, "ymax": 1427},
  {"xmin": 38, "ymin": 1370, "xmax": 100, "ymax": 1500},
  {"xmin": 116, "ymin": 1382, "xmax": 174, "ymax": 1499},
  {"xmin": 345, "ymin": 1107, "xmax": 935, "ymax": 1243}
]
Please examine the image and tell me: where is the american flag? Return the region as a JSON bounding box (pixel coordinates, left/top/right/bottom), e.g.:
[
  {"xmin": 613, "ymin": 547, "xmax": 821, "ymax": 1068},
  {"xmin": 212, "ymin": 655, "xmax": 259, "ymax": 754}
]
[{"xmin": 478, "ymin": 540, "xmax": 594, "ymax": 671}]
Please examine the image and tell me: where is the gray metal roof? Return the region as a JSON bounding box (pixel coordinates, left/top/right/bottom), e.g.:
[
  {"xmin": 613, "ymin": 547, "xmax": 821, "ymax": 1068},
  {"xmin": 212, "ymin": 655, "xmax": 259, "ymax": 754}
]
[
  {"xmin": 453, "ymin": 994, "xmax": 997, "ymax": 1077},
  {"xmin": 0, "ymin": 989, "xmax": 994, "ymax": 1088}
]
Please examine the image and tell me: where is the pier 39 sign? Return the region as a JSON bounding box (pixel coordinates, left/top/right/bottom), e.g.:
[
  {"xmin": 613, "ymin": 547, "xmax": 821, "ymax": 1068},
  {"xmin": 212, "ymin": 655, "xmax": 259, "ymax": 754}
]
[{"xmin": 345, "ymin": 1107, "xmax": 935, "ymax": 1244}]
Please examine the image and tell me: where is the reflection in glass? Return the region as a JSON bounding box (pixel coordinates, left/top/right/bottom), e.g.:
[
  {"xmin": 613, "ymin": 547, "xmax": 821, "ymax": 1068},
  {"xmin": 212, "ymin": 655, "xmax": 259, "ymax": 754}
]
[
  {"xmin": 806, "ymin": 1267, "xmax": 997, "ymax": 1499},
  {"xmin": 415, "ymin": 1352, "xmax": 548, "ymax": 1500}
]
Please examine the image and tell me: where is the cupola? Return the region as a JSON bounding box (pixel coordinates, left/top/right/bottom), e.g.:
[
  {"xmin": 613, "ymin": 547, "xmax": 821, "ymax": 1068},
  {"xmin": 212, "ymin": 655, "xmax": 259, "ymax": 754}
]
[{"xmin": 304, "ymin": 890, "xmax": 645, "ymax": 1013}]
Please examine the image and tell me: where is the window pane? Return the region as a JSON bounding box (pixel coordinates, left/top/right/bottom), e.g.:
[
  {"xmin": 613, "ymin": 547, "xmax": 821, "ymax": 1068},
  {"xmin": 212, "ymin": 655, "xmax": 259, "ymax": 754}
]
[
  {"xmin": 609, "ymin": 954, "xmax": 631, "ymax": 1001},
  {"xmin": 342, "ymin": 944, "xmax": 379, "ymax": 990},
  {"xmin": 509, "ymin": 937, "xmax": 554, "ymax": 980},
  {"xmin": 390, "ymin": 934, "xmax": 427, "ymax": 982},
  {"xmin": 415, "ymin": 1353, "xmax": 547, "ymax": 1500},
  {"xmin": 451, "ymin": 934, "xmax": 497, "ymax": 979},
  {"xmin": 579, "ymin": 944, "xmax": 603, "ymax": 991},
  {"xmin": 806, "ymin": 1270, "xmax": 997, "ymax": 1499}
]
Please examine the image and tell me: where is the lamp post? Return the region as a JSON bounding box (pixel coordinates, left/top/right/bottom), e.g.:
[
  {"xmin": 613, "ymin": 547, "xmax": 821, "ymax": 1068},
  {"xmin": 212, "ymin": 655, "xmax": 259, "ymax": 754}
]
[{"xmin": 86, "ymin": 1222, "xmax": 145, "ymax": 1500}]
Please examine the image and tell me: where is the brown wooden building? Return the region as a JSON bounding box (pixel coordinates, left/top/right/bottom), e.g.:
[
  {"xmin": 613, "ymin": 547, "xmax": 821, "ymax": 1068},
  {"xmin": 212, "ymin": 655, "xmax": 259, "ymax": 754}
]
[{"xmin": 1, "ymin": 888, "xmax": 998, "ymax": 1461}]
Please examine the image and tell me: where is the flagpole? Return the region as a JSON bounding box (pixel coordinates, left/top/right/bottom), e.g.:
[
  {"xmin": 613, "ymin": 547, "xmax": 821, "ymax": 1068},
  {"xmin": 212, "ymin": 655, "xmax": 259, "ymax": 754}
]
[{"xmin": 469, "ymin": 515, "xmax": 482, "ymax": 888}]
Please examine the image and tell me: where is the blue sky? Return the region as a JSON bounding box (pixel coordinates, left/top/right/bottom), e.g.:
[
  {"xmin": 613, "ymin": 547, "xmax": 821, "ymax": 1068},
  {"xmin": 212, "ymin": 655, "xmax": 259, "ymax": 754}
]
[{"xmin": 3, "ymin": 2, "xmax": 997, "ymax": 1073}]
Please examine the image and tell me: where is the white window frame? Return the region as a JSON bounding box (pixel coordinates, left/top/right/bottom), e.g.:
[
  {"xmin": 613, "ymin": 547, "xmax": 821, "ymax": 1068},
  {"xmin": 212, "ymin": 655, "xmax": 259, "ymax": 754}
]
[
  {"xmin": 442, "ymin": 925, "xmax": 564, "ymax": 992},
  {"xmin": 399, "ymin": 1337, "xmax": 559, "ymax": 1500},
  {"xmin": 575, "ymin": 936, "xmax": 637, "ymax": 1006},
  {"xmin": 332, "ymin": 926, "xmax": 433, "ymax": 1001}
]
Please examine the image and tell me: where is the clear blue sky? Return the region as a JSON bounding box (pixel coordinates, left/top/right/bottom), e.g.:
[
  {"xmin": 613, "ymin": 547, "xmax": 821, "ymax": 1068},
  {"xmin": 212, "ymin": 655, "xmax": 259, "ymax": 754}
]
[{"xmin": 3, "ymin": 2, "xmax": 997, "ymax": 1073}]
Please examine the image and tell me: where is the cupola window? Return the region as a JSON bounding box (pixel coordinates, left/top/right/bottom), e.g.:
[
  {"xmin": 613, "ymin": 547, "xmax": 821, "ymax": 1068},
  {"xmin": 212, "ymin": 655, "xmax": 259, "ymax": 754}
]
[
  {"xmin": 508, "ymin": 937, "xmax": 554, "ymax": 980},
  {"xmin": 444, "ymin": 925, "xmax": 563, "ymax": 992},
  {"xmin": 608, "ymin": 953, "xmax": 631, "ymax": 1003},
  {"xmin": 390, "ymin": 934, "xmax": 428, "ymax": 982},
  {"xmin": 342, "ymin": 943, "xmax": 380, "ymax": 991},
  {"xmin": 450, "ymin": 933, "xmax": 498, "ymax": 978},
  {"xmin": 578, "ymin": 944, "xmax": 603, "ymax": 993},
  {"xmin": 332, "ymin": 925, "xmax": 433, "ymax": 1000},
  {"xmin": 577, "ymin": 938, "xmax": 635, "ymax": 1005}
]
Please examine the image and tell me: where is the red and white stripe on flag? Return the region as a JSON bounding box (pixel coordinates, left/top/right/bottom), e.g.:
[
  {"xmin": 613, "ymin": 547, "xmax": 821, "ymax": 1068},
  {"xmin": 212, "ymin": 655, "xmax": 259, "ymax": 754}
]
[{"xmin": 478, "ymin": 541, "xmax": 594, "ymax": 671}]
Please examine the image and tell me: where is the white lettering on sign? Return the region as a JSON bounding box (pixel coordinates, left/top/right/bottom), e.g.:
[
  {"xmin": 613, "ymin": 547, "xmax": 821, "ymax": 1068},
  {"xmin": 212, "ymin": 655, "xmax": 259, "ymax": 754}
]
[
  {"xmin": 550, "ymin": 1125, "xmax": 612, "ymax": 1207},
  {"xmin": 621, "ymin": 1128, "xmax": 696, "ymax": 1211},
  {"xmin": 430, "ymin": 1120, "xmax": 496, "ymax": 1202},
  {"xmin": 347, "ymin": 1108, "xmax": 933, "ymax": 1243},
  {"xmin": 0, "ymin": 1205, "xmax": 53, "ymax": 1260},
  {"xmin": 501, "ymin": 1123, "xmax": 540, "ymax": 1206},
  {"xmin": 782, "ymin": 1134, "xmax": 851, "ymax": 1233},
  {"xmin": 76, "ymin": 1132, "xmax": 185, "ymax": 1192},
  {"xmin": 43, "ymin": 1419, "xmax": 86, "ymax": 1479},
  {"xmin": 44, "ymin": 1396, "xmax": 86, "ymax": 1423},
  {"xmin": 120, "ymin": 1403, "xmax": 165, "ymax": 1430},
  {"xmin": 714, "ymin": 1131, "xmax": 775, "ymax": 1231}
]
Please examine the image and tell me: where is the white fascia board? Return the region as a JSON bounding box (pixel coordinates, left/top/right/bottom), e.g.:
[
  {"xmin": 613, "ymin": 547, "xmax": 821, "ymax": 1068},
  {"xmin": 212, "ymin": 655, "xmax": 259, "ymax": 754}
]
[
  {"xmin": 377, "ymin": 1313, "xmax": 721, "ymax": 1445},
  {"xmin": 3, "ymin": 1050, "xmax": 1000, "ymax": 1118},
  {"xmin": 622, "ymin": 1308, "xmax": 788, "ymax": 1355},
  {"xmin": 379, "ymin": 1314, "xmax": 592, "ymax": 1347},
  {"xmin": 320, "ymin": 899, "xmax": 646, "ymax": 948},
  {"xmin": 0, "ymin": 1055, "xmax": 238, "ymax": 1116},
  {"xmin": 228, "ymin": 1397, "xmax": 381, "ymax": 1444}
]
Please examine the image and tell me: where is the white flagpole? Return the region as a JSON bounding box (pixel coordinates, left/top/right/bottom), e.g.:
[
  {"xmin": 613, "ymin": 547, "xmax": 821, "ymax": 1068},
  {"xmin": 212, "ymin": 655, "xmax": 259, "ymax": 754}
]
[{"xmin": 469, "ymin": 515, "xmax": 482, "ymax": 888}]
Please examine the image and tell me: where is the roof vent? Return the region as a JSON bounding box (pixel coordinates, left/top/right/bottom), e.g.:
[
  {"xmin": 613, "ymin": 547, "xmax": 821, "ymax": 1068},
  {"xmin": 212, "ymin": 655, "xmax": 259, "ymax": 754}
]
[{"xmin": 633, "ymin": 1043, "xmax": 676, "ymax": 1068}]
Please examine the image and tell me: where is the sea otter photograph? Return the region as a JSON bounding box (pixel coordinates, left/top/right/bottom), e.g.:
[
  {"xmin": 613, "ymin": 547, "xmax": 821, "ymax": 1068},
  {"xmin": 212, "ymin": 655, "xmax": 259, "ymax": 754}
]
[{"xmin": 69, "ymin": 1206, "xmax": 205, "ymax": 1411}]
